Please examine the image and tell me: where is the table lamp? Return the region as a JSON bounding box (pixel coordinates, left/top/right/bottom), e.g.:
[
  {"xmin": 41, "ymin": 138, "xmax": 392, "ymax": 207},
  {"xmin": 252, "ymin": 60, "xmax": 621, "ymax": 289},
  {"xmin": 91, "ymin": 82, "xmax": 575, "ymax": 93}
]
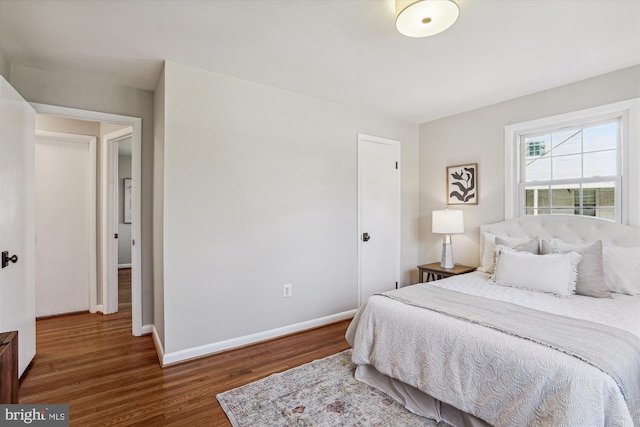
[{"xmin": 432, "ymin": 209, "xmax": 464, "ymax": 269}]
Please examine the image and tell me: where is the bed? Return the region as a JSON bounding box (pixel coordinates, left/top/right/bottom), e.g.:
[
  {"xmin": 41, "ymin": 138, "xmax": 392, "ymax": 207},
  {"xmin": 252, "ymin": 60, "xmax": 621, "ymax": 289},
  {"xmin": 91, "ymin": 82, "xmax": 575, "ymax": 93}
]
[{"xmin": 346, "ymin": 215, "xmax": 640, "ymax": 427}]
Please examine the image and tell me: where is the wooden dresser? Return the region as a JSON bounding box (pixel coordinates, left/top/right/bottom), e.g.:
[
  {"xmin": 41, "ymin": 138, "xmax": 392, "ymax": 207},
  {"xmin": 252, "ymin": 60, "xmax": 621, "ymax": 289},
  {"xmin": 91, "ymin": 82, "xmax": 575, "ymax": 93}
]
[{"xmin": 0, "ymin": 331, "xmax": 18, "ymax": 404}]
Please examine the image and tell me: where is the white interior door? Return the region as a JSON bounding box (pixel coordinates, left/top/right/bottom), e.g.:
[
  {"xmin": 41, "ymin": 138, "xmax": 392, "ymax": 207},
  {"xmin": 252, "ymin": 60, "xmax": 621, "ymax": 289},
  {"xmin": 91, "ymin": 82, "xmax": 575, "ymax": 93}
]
[
  {"xmin": 35, "ymin": 132, "xmax": 96, "ymax": 317},
  {"xmin": 0, "ymin": 76, "xmax": 36, "ymax": 377},
  {"xmin": 358, "ymin": 134, "xmax": 400, "ymax": 305}
]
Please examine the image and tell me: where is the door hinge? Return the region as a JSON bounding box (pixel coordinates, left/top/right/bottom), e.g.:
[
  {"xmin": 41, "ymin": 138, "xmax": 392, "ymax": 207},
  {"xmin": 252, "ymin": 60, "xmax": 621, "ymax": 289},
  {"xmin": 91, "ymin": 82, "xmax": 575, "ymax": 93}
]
[
  {"xmin": 395, "ymin": 161, "xmax": 398, "ymax": 170},
  {"xmin": 395, "ymin": 281, "xmax": 398, "ymax": 289},
  {"xmin": 114, "ymin": 234, "xmax": 118, "ymax": 239},
  {"xmin": 132, "ymin": 239, "xmax": 135, "ymax": 246}
]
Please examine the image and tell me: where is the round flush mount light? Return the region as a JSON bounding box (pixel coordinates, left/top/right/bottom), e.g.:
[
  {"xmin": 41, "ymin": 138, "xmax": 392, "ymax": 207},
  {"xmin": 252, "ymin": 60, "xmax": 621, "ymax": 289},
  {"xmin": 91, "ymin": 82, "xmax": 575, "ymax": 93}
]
[{"xmin": 395, "ymin": 0, "xmax": 460, "ymax": 38}]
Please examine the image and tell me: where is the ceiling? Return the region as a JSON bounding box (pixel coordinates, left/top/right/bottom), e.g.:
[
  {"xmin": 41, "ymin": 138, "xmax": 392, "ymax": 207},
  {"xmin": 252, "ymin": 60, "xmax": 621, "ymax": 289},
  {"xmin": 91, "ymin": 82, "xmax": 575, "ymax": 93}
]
[{"xmin": 0, "ymin": 0, "xmax": 638, "ymax": 124}]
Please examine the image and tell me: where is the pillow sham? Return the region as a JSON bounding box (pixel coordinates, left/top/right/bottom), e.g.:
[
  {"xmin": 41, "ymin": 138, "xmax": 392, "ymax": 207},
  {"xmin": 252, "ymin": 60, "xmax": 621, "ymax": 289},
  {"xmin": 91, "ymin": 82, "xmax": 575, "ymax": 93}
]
[
  {"xmin": 602, "ymin": 246, "xmax": 640, "ymax": 296},
  {"xmin": 477, "ymin": 233, "xmax": 539, "ymax": 273},
  {"xmin": 541, "ymin": 239, "xmax": 611, "ymax": 298},
  {"xmin": 492, "ymin": 247, "xmax": 581, "ymax": 297}
]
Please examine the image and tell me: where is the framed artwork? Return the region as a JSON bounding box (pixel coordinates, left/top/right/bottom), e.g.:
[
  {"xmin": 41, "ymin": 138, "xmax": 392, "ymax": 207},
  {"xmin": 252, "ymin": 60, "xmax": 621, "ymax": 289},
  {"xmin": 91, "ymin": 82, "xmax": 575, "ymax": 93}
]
[
  {"xmin": 447, "ymin": 163, "xmax": 478, "ymax": 205},
  {"xmin": 124, "ymin": 178, "xmax": 132, "ymax": 224}
]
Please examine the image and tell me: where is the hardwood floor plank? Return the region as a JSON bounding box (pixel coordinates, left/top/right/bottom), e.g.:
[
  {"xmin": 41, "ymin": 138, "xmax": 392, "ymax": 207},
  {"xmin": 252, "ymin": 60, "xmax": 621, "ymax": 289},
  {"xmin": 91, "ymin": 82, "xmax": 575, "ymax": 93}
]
[{"xmin": 19, "ymin": 269, "xmax": 352, "ymax": 425}]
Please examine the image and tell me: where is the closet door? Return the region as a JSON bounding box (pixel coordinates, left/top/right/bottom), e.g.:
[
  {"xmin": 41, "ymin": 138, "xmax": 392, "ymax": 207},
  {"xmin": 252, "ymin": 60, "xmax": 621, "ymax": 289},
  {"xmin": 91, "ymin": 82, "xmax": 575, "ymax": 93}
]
[{"xmin": 358, "ymin": 134, "xmax": 400, "ymax": 304}]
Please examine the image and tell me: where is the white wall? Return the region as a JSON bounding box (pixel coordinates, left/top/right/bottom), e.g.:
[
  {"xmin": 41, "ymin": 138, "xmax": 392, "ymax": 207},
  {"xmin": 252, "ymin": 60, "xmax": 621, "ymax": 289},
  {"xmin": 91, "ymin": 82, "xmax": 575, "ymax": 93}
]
[
  {"xmin": 0, "ymin": 46, "xmax": 9, "ymax": 80},
  {"xmin": 10, "ymin": 64, "xmax": 155, "ymax": 325},
  {"xmin": 419, "ymin": 65, "xmax": 640, "ymax": 268},
  {"xmin": 156, "ymin": 61, "xmax": 419, "ymax": 357},
  {"xmin": 118, "ymin": 152, "xmax": 132, "ymax": 266}
]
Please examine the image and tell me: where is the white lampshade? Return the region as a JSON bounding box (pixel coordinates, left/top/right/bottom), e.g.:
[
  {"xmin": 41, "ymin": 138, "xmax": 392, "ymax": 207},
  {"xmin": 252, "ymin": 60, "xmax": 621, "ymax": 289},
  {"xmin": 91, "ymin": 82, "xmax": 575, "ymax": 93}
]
[
  {"xmin": 395, "ymin": 0, "xmax": 460, "ymax": 38},
  {"xmin": 432, "ymin": 209, "xmax": 464, "ymax": 234}
]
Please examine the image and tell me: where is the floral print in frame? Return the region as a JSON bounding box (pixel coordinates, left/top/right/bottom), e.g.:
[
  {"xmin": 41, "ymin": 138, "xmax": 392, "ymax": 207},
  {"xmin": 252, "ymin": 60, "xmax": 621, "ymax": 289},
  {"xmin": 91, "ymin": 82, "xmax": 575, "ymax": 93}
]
[{"xmin": 447, "ymin": 163, "xmax": 478, "ymax": 205}]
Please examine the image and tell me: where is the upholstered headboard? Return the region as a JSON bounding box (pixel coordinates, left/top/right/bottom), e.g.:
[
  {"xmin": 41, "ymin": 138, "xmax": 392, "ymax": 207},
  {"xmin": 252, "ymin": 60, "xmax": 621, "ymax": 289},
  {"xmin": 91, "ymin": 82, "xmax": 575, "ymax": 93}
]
[{"xmin": 480, "ymin": 215, "xmax": 640, "ymax": 249}]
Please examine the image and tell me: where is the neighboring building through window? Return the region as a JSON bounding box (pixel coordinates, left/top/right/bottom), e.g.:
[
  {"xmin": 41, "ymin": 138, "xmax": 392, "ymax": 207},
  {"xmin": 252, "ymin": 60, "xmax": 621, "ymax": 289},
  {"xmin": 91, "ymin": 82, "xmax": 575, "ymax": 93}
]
[{"xmin": 526, "ymin": 139, "xmax": 546, "ymax": 157}]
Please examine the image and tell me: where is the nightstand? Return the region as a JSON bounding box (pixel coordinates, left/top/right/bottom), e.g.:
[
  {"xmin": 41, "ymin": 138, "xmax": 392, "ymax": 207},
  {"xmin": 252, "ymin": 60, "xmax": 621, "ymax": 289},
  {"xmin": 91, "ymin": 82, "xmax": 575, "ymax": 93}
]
[{"xmin": 417, "ymin": 262, "xmax": 476, "ymax": 283}]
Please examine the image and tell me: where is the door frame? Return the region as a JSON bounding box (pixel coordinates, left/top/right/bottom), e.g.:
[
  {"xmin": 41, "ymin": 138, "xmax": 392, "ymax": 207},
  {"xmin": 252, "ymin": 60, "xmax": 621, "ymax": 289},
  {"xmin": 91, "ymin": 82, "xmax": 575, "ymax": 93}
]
[
  {"xmin": 34, "ymin": 131, "xmax": 98, "ymax": 314},
  {"xmin": 30, "ymin": 103, "xmax": 144, "ymax": 337},
  {"xmin": 357, "ymin": 133, "xmax": 401, "ymax": 305}
]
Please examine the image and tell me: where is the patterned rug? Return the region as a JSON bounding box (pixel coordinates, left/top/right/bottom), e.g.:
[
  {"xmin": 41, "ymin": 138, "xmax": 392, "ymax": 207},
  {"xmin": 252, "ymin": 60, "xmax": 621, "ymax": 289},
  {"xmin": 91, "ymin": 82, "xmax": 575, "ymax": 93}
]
[{"xmin": 217, "ymin": 349, "xmax": 447, "ymax": 426}]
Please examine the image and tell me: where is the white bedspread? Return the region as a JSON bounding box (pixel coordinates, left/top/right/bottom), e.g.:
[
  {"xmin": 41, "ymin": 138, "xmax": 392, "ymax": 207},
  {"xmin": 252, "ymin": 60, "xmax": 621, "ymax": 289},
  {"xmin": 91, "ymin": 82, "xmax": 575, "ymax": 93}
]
[{"xmin": 346, "ymin": 272, "xmax": 640, "ymax": 427}]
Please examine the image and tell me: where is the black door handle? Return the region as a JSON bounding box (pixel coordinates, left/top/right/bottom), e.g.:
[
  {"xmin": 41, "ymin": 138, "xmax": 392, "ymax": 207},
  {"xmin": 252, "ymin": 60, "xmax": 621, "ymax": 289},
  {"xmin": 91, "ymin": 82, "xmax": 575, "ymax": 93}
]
[
  {"xmin": 1, "ymin": 251, "xmax": 18, "ymax": 269},
  {"xmin": 362, "ymin": 232, "xmax": 370, "ymax": 242}
]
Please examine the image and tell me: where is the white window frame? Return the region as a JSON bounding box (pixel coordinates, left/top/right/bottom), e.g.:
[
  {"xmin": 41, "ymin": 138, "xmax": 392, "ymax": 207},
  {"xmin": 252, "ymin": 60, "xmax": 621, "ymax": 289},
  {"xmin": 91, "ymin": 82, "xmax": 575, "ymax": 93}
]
[{"xmin": 504, "ymin": 98, "xmax": 639, "ymax": 224}]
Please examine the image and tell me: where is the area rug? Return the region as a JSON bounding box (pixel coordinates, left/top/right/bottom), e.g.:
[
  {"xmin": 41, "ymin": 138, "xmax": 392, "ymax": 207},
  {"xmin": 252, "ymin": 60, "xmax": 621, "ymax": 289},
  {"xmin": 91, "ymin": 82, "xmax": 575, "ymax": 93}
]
[{"xmin": 217, "ymin": 349, "xmax": 448, "ymax": 426}]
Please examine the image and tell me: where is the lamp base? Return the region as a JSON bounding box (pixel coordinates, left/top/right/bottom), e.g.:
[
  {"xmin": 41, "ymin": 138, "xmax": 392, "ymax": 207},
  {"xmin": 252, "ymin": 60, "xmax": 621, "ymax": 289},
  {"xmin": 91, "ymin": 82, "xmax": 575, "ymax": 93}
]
[{"xmin": 440, "ymin": 235, "xmax": 454, "ymax": 269}]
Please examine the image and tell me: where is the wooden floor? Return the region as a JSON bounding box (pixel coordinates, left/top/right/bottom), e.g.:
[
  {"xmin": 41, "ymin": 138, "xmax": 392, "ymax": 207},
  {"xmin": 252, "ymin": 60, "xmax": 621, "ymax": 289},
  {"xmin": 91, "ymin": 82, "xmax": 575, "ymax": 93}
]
[{"xmin": 19, "ymin": 269, "xmax": 352, "ymax": 426}]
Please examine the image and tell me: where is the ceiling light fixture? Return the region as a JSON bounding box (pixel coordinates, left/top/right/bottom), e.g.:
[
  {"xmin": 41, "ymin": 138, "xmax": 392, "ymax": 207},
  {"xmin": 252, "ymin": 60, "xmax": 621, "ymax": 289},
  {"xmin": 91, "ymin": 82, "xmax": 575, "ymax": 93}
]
[{"xmin": 395, "ymin": 0, "xmax": 460, "ymax": 38}]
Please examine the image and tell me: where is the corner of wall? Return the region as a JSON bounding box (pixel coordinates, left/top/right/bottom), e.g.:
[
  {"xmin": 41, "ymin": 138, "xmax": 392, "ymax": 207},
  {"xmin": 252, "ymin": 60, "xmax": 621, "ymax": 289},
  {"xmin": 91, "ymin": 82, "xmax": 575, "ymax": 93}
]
[
  {"xmin": 152, "ymin": 63, "xmax": 166, "ymax": 349},
  {"xmin": 151, "ymin": 325, "xmax": 165, "ymax": 367}
]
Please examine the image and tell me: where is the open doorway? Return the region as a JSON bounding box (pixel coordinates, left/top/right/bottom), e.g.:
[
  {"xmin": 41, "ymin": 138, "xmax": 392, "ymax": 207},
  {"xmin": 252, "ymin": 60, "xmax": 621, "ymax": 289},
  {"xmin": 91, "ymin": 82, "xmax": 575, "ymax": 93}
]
[
  {"xmin": 101, "ymin": 127, "xmax": 134, "ymax": 316},
  {"xmin": 32, "ymin": 104, "xmax": 143, "ymax": 336}
]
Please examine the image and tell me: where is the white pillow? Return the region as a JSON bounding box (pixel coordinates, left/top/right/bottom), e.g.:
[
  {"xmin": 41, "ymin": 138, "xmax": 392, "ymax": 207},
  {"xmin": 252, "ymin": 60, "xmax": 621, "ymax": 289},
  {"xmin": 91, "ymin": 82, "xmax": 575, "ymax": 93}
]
[
  {"xmin": 492, "ymin": 247, "xmax": 581, "ymax": 297},
  {"xmin": 602, "ymin": 246, "xmax": 640, "ymax": 295},
  {"xmin": 478, "ymin": 233, "xmax": 539, "ymax": 273}
]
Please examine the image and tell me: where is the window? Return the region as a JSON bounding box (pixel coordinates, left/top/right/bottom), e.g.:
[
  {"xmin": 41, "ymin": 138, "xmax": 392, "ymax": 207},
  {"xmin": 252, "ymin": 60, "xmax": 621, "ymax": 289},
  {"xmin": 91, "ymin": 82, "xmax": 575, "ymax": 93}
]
[
  {"xmin": 522, "ymin": 120, "xmax": 619, "ymax": 220},
  {"xmin": 504, "ymin": 99, "xmax": 638, "ymax": 224}
]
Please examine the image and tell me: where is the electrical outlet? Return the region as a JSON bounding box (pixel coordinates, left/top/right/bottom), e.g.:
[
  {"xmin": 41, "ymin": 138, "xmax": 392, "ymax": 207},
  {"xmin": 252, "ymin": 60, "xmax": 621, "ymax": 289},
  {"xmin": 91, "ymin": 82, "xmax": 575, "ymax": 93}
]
[{"xmin": 283, "ymin": 283, "xmax": 292, "ymax": 298}]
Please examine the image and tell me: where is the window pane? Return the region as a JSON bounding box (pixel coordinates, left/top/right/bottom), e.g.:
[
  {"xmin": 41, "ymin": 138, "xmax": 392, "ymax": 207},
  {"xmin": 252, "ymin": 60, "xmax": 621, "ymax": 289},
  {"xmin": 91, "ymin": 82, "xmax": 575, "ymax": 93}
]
[
  {"xmin": 594, "ymin": 209, "xmax": 615, "ymax": 221},
  {"xmin": 550, "ymin": 208, "xmax": 576, "ymax": 215},
  {"xmin": 524, "ymin": 135, "xmax": 549, "ymax": 158},
  {"xmin": 525, "ymin": 209, "xmax": 551, "ymax": 216},
  {"xmin": 525, "ymin": 186, "xmax": 549, "ymax": 209},
  {"xmin": 583, "ymin": 150, "xmax": 616, "ymax": 177},
  {"xmin": 584, "ymin": 122, "xmax": 616, "ymax": 152},
  {"xmin": 525, "ymin": 157, "xmax": 551, "ymax": 181},
  {"xmin": 583, "ymin": 182, "xmax": 615, "ymax": 208},
  {"xmin": 552, "ymin": 129, "xmax": 581, "ymax": 156},
  {"xmin": 550, "ymin": 184, "xmax": 579, "ymax": 211},
  {"xmin": 552, "ymin": 155, "xmax": 581, "ymax": 179}
]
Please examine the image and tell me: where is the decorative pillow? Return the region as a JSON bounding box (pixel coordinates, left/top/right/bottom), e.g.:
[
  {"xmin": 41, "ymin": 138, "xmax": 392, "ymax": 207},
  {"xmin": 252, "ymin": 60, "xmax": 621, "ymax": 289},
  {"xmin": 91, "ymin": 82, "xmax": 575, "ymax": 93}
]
[
  {"xmin": 492, "ymin": 247, "xmax": 581, "ymax": 296},
  {"xmin": 541, "ymin": 240, "xmax": 611, "ymax": 298},
  {"xmin": 477, "ymin": 233, "xmax": 539, "ymax": 273},
  {"xmin": 602, "ymin": 246, "xmax": 640, "ymax": 296}
]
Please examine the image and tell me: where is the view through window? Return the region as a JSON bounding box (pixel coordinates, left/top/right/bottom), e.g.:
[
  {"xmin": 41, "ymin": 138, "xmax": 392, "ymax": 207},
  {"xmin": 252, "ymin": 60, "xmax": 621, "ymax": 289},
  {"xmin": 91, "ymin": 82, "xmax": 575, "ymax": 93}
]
[{"xmin": 521, "ymin": 120, "xmax": 619, "ymax": 220}]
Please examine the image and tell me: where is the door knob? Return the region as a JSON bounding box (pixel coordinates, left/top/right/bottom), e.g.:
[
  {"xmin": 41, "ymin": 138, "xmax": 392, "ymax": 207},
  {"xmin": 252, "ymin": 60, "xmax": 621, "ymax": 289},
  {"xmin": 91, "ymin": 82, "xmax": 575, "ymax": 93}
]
[
  {"xmin": 362, "ymin": 232, "xmax": 371, "ymax": 242},
  {"xmin": 1, "ymin": 251, "xmax": 18, "ymax": 269}
]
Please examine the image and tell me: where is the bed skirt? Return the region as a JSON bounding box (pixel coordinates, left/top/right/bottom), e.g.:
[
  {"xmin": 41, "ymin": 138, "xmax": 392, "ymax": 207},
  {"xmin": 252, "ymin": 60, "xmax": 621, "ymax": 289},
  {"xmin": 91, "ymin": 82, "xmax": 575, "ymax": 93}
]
[{"xmin": 355, "ymin": 364, "xmax": 492, "ymax": 427}]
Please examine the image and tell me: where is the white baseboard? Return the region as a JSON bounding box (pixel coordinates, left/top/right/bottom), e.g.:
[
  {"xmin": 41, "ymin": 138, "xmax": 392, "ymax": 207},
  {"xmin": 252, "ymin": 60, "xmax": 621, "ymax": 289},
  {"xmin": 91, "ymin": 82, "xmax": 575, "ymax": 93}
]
[
  {"xmin": 152, "ymin": 326, "xmax": 165, "ymax": 366},
  {"xmin": 159, "ymin": 309, "xmax": 357, "ymax": 366},
  {"xmin": 118, "ymin": 263, "xmax": 132, "ymax": 269},
  {"xmin": 96, "ymin": 304, "xmax": 104, "ymax": 313},
  {"xmin": 141, "ymin": 324, "xmax": 154, "ymax": 335}
]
